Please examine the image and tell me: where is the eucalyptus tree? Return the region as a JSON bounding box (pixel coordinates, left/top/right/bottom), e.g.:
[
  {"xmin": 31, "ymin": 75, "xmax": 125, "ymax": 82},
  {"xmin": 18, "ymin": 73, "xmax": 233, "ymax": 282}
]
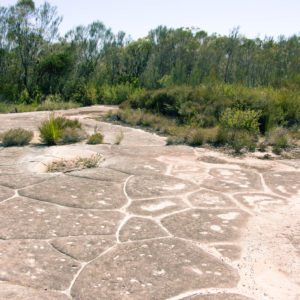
[{"xmin": 5, "ymin": 0, "xmax": 62, "ymax": 99}]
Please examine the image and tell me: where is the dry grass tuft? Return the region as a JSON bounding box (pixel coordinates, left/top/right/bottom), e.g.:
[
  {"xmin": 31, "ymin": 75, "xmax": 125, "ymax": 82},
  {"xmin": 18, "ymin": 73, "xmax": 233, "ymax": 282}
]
[{"xmin": 47, "ymin": 154, "xmax": 104, "ymax": 173}]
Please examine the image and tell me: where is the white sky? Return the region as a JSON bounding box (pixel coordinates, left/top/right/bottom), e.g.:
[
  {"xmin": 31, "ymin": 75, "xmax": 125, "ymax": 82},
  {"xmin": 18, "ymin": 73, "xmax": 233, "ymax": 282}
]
[{"xmin": 2, "ymin": 0, "xmax": 300, "ymax": 39}]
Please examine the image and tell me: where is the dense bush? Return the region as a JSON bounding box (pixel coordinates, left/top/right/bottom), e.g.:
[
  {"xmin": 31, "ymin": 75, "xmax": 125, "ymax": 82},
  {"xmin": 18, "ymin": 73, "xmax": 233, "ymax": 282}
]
[
  {"xmin": 126, "ymin": 84, "xmax": 300, "ymax": 133},
  {"xmin": 1, "ymin": 128, "xmax": 33, "ymax": 147},
  {"xmin": 39, "ymin": 114, "xmax": 83, "ymax": 145}
]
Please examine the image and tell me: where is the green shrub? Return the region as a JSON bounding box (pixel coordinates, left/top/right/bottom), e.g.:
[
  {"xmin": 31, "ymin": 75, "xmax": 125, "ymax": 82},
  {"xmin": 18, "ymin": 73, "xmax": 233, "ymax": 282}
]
[
  {"xmin": 99, "ymin": 84, "xmax": 141, "ymax": 105},
  {"xmin": 220, "ymin": 108, "xmax": 261, "ymax": 133},
  {"xmin": 39, "ymin": 114, "xmax": 82, "ymax": 145},
  {"xmin": 87, "ymin": 133, "xmax": 104, "ymax": 145},
  {"xmin": 1, "ymin": 128, "xmax": 33, "ymax": 147}
]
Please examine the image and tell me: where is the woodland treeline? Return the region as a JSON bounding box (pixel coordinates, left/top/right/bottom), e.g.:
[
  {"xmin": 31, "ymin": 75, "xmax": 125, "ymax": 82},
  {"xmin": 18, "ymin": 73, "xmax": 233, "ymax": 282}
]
[{"xmin": 1, "ymin": 0, "xmax": 300, "ymax": 105}]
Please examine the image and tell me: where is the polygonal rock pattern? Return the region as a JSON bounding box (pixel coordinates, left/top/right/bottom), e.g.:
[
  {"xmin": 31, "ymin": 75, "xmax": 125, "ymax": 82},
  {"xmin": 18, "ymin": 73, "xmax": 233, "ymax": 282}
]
[
  {"xmin": 0, "ymin": 185, "xmax": 15, "ymax": 202},
  {"xmin": 0, "ymin": 283, "xmax": 68, "ymax": 300},
  {"xmin": 71, "ymin": 238, "xmax": 239, "ymax": 299},
  {"xmin": 51, "ymin": 235, "xmax": 116, "ymax": 261},
  {"xmin": 102, "ymin": 156, "xmax": 166, "ymax": 175},
  {"xmin": 202, "ymin": 168, "xmax": 262, "ymax": 192},
  {"xmin": 263, "ymin": 171, "xmax": 300, "ymax": 196},
  {"xmin": 210, "ymin": 244, "xmax": 242, "ymax": 261},
  {"xmin": 0, "ymin": 197, "xmax": 123, "ymax": 239},
  {"xmin": 0, "ymin": 240, "xmax": 80, "ymax": 291},
  {"xmin": 188, "ymin": 189, "xmax": 236, "ymax": 208},
  {"xmin": 127, "ymin": 197, "xmax": 187, "ymax": 217},
  {"xmin": 119, "ymin": 217, "xmax": 168, "ymax": 242},
  {"xmin": 0, "ymin": 173, "xmax": 52, "ymax": 189},
  {"xmin": 19, "ymin": 175, "xmax": 127, "ymax": 209},
  {"xmin": 126, "ymin": 175, "xmax": 197, "ymax": 199},
  {"xmin": 69, "ymin": 167, "xmax": 128, "ymax": 182},
  {"xmin": 198, "ymin": 155, "xmax": 228, "ymax": 164},
  {"xmin": 183, "ymin": 293, "xmax": 253, "ymax": 299},
  {"xmin": 162, "ymin": 209, "xmax": 249, "ymax": 242},
  {"xmin": 234, "ymin": 193, "xmax": 287, "ymax": 213}
]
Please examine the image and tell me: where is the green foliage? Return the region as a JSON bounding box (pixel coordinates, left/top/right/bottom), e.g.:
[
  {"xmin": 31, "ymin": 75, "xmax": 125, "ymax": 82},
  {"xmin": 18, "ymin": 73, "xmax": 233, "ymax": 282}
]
[
  {"xmin": 87, "ymin": 132, "xmax": 104, "ymax": 145},
  {"xmin": 1, "ymin": 128, "xmax": 33, "ymax": 147},
  {"xmin": 20, "ymin": 89, "xmax": 32, "ymax": 104},
  {"xmin": 39, "ymin": 114, "xmax": 82, "ymax": 145},
  {"xmin": 220, "ymin": 108, "xmax": 261, "ymax": 133},
  {"xmin": 36, "ymin": 98, "xmax": 80, "ymax": 111}
]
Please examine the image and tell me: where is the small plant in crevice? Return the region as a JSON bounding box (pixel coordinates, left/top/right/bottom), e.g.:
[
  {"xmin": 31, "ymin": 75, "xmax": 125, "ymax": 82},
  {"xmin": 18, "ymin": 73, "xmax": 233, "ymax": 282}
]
[
  {"xmin": 1, "ymin": 128, "xmax": 33, "ymax": 147},
  {"xmin": 47, "ymin": 154, "xmax": 104, "ymax": 172}
]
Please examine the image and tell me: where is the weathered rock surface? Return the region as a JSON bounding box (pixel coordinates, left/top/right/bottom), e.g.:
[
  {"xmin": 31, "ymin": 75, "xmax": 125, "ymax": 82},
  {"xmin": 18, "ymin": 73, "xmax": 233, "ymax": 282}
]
[
  {"xmin": 0, "ymin": 106, "xmax": 299, "ymax": 300},
  {"xmin": 0, "ymin": 197, "xmax": 123, "ymax": 239},
  {"xmin": 71, "ymin": 238, "xmax": 239, "ymax": 300},
  {"xmin": 19, "ymin": 175, "xmax": 127, "ymax": 209}
]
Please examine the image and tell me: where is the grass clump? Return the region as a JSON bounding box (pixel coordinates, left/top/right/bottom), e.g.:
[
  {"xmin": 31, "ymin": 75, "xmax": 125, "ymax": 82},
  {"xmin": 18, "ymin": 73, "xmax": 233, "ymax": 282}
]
[
  {"xmin": 1, "ymin": 128, "xmax": 33, "ymax": 147},
  {"xmin": 47, "ymin": 154, "xmax": 103, "ymax": 173},
  {"xmin": 39, "ymin": 114, "xmax": 84, "ymax": 145},
  {"xmin": 267, "ymin": 127, "xmax": 290, "ymax": 154},
  {"xmin": 87, "ymin": 132, "xmax": 104, "ymax": 145},
  {"xmin": 114, "ymin": 130, "xmax": 124, "ymax": 145},
  {"xmin": 36, "ymin": 97, "xmax": 79, "ymax": 111}
]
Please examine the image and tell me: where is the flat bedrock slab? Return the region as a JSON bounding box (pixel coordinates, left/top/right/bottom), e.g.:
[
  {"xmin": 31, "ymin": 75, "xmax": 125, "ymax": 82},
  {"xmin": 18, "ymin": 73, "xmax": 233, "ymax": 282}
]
[
  {"xmin": 202, "ymin": 168, "xmax": 262, "ymax": 192},
  {"xmin": 71, "ymin": 238, "xmax": 239, "ymax": 300},
  {"xmin": 0, "ymin": 240, "xmax": 80, "ymax": 291},
  {"xmin": 51, "ymin": 235, "xmax": 116, "ymax": 262},
  {"xmin": 0, "ymin": 283, "xmax": 68, "ymax": 300},
  {"xmin": 0, "ymin": 197, "xmax": 123, "ymax": 239},
  {"xmin": 127, "ymin": 197, "xmax": 187, "ymax": 217},
  {"xmin": 187, "ymin": 189, "xmax": 236, "ymax": 208},
  {"xmin": 69, "ymin": 167, "xmax": 128, "ymax": 182},
  {"xmin": 126, "ymin": 175, "xmax": 197, "ymax": 199},
  {"xmin": 210, "ymin": 244, "xmax": 242, "ymax": 261},
  {"xmin": 162, "ymin": 209, "xmax": 249, "ymax": 243},
  {"xmin": 263, "ymin": 171, "xmax": 300, "ymax": 196},
  {"xmin": 101, "ymin": 156, "xmax": 166, "ymax": 175},
  {"xmin": 119, "ymin": 217, "xmax": 169, "ymax": 242},
  {"xmin": 19, "ymin": 175, "xmax": 127, "ymax": 209},
  {"xmin": 0, "ymin": 173, "xmax": 53, "ymax": 189},
  {"xmin": 0, "ymin": 185, "xmax": 15, "ymax": 202},
  {"xmin": 183, "ymin": 293, "xmax": 253, "ymax": 299},
  {"xmin": 234, "ymin": 193, "xmax": 287, "ymax": 213}
]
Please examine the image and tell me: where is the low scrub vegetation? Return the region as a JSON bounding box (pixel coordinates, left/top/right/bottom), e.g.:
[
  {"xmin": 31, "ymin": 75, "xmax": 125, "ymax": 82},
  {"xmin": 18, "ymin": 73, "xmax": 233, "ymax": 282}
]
[
  {"xmin": 47, "ymin": 154, "xmax": 103, "ymax": 172},
  {"xmin": 87, "ymin": 132, "xmax": 104, "ymax": 145},
  {"xmin": 39, "ymin": 114, "xmax": 85, "ymax": 145},
  {"xmin": 1, "ymin": 128, "xmax": 33, "ymax": 147}
]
